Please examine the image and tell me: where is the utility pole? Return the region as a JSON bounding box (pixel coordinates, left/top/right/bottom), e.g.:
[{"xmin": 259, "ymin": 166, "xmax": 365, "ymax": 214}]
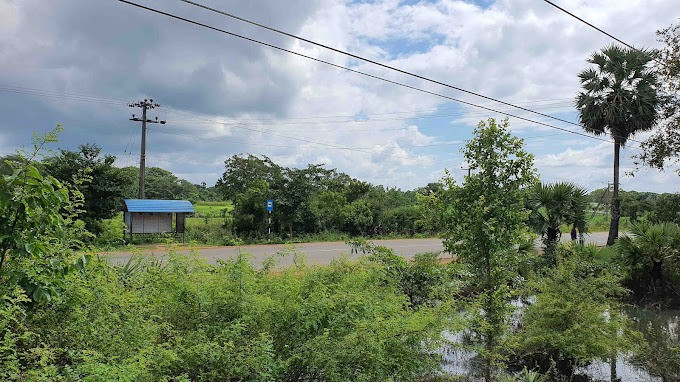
[{"xmin": 128, "ymin": 99, "xmax": 165, "ymax": 199}]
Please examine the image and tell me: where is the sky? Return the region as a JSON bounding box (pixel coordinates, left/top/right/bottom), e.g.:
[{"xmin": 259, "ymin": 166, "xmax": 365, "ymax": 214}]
[{"xmin": 0, "ymin": 0, "xmax": 678, "ymax": 192}]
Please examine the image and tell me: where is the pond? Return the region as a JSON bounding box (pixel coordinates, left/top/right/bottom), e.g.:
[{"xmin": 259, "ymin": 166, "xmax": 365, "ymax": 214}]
[{"xmin": 441, "ymin": 306, "xmax": 680, "ymax": 381}]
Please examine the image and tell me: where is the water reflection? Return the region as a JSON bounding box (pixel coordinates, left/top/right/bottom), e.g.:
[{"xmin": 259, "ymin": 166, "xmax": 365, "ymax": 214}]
[{"xmin": 440, "ymin": 307, "xmax": 679, "ymax": 381}]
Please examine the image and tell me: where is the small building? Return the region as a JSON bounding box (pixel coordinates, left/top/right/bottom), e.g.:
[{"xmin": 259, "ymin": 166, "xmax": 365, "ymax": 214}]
[{"xmin": 122, "ymin": 199, "xmax": 194, "ymax": 242}]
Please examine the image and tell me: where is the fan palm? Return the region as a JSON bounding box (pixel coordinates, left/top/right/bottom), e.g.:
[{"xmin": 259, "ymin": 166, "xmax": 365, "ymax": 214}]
[
  {"xmin": 528, "ymin": 182, "xmax": 588, "ymax": 258},
  {"xmin": 617, "ymin": 222, "xmax": 680, "ymax": 298},
  {"xmin": 576, "ymin": 45, "xmax": 660, "ymax": 246}
]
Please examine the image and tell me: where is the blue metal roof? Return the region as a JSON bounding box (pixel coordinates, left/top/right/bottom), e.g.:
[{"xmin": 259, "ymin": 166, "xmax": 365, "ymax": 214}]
[{"xmin": 123, "ymin": 199, "xmax": 194, "ymax": 213}]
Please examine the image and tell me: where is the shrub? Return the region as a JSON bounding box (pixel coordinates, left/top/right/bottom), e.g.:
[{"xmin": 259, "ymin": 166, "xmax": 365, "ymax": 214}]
[
  {"xmin": 616, "ymin": 222, "xmax": 680, "ymax": 304},
  {"xmin": 512, "ymin": 252, "xmax": 632, "ymax": 376},
  {"xmin": 7, "ymin": 251, "xmax": 448, "ymax": 381}
]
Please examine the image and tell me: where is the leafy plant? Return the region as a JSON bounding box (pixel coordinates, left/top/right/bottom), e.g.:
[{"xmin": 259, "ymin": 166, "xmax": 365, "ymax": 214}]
[
  {"xmin": 617, "ymin": 222, "xmax": 680, "ymax": 303},
  {"xmin": 440, "ymin": 118, "xmax": 537, "ymax": 381},
  {"xmin": 512, "ymin": 251, "xmax": 632, "ymax": 376},
  {"xmin": 527, "ymin": 182, "xmax": 588, "ymax": 263},
  {"xmin": 0, "ymin": 127, "xmax": 90, "ymax": 304}
]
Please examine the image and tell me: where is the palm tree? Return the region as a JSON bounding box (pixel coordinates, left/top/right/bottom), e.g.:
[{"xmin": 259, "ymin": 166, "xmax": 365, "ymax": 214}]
[
  {"xmin": 617, "ymin": 222, "xmax": 680, "ymax": 299},
  {"xmin": 527, "ymin": 181, "xmax": 588, "ymax": 260},
  {"xmin": 576, "ymin": 45, "xmax": 660, "ymax": 246}
]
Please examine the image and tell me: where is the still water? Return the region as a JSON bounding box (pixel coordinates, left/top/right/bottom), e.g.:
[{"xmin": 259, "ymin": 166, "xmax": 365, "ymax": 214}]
[{"xmin": 441, "ymin": 307, "xmax": 679, "ymax": 381}]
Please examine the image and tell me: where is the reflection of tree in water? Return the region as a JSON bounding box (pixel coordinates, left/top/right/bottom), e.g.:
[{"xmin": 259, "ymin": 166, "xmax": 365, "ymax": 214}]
[{"xmin": 630, "ymin": 307, "xmax": 680, "ymax": 382}]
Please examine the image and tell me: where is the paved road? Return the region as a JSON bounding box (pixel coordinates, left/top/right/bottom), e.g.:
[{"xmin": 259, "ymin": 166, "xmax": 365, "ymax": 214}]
[{"xmin": 104, "ymin": 232, "xmax": 611, "ymax": 267}]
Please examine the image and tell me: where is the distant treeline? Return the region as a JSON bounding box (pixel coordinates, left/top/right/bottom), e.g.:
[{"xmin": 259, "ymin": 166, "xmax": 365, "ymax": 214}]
[
  {"xmin": 2, "ymin": 144, "xmax": 677, "ymax": 239},
  {"xmin": 587, "ymin": 188, "xmax": 680, "ymax": 224},
  {"xmin": 216, "ymin": 155, "xmax": 439, "ymax": 238},
  {"xmin": 0, "ymin": 146, "xmax": 438, "ymax": 238}
]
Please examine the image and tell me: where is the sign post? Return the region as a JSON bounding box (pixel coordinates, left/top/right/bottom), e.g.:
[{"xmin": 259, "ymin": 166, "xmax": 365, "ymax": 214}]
[{"xmin": 266, "ymin": 199, "xmax": 274, "ymax": 235}]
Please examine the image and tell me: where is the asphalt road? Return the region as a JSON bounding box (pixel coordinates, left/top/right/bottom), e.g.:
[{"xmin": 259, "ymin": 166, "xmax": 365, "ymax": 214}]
[{"xmin": 104, "ymin": 231, "xmax": 611, "ymax": 267}]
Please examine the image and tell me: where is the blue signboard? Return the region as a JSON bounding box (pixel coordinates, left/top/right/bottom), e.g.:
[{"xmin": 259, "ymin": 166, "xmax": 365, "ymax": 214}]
[{"xmin": 266, "ymin": 199, "xmax": 274, "ymax": 212}]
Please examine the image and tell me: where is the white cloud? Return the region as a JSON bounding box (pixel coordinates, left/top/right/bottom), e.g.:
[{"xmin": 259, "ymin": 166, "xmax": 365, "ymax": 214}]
[{"xmin": 0, "ymin": 0, "xmax": 678, "ymax": 192}]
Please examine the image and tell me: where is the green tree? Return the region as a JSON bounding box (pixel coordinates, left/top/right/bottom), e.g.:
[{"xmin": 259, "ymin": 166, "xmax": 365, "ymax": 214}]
[
  {"xmin": 216, "ymin": 155, "xmax": 283, "ymax": 201},
  {"xmin": 440, "ymin": 118, "xmax": 536, "ymax": 381},
  {"xmin": 638, "ymin": 22, "xmax": 680, "ymax": 173},
  {"xmin": 232, "ymin": 180, "xmax": 271, "ymax": 236},
  {"xmin": 310, "ymin": 190, "xmax": 347, "ymax": 232},
  {"xmin": 277, "ymin": 165, "xmax": 327, "ymax": 237},
  {"xmin": 43, "ymin": 144, "xmax": 126, "ymax": 233},
  {"xmin": 120, "ymin": 166, "xmax": 198, "ymax": 201},
  {"xmin": 342, "ymin": 199, "xmax": 374, "ymax": 236},
  {"xmin": 649, "ymin": 193, "xmax": 680, "ymax": 224},
  {"xmin": 527, "ymin": 182, "xmax": 588, "ymax": 261},
  {"xmin": 0, "ymin": 128, "xmax": 89, "ymax": 303},
  {"xmin": 576, "ymin": 45, "xmax": 661, "ymax": 246}
]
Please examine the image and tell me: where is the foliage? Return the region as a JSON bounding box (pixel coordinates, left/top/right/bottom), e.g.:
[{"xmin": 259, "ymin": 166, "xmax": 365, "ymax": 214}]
[
  {"xmin": 42, "ymin": 144, "xmax": 126, "ymax": 233},
  {"xmin": 0, "ymin": 288, "xmax": 36, "ymax": 380},
  {"xmin": 120, "ymin": 166, "xmax": 199, "ymax": 201},
  {"xmin": 1, "ymin": 251, "xmax": 449, "ymax": 381},
  {"xmin": 638, "ymin": 21, "xmax": 680, "ymax": 173},
  {"xmin": 617, "ymin": 222, "xmax": 680, "ymax": 304},
  {"xmin": 216, "ymin": 154, "xmax": 283, "ymax": 201},
  {"xmin": 587, "ymin": 188, "xmax": 679, "ymax": 224},
  {"xmin": 576, "ymin": 44, "xmax": 661, "ymax": 246},
  {"xmin": 440, "ymin": 118, "xmax": 537, "ymax": 381},
  {"xmin": 232, "ymin": 179, "xmax": 272, "ymax": 236},
  {"xmin": 527, "ymin": 182, "xmax": 588, "ymax": 261},
  {"xmin": 512, "ymin": 248, "xmax": 632, "ymax": 376},
  {"xmin": 351, "ymin": 241, "xmax": 458, "ymax": 308},
  {"xmin": 222, "ymin": 154, "xmax": 435, "ymax": 239},
  {"xmin": 648, "ymin": 193, "xmax": 680, "ymax": 224},
  {"xmin": 0, "ymin": 128, "xmax": 91, "ymax": 304},
  {"xmin": 499, "ymin": 368, "xmax": 544, "ymax": 382}
]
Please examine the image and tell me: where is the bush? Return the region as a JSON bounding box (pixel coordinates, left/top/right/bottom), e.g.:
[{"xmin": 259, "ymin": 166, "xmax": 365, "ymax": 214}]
[
  {"xmin": 5, "ymin": 252, "xmax": 448, "ymax": 381},
  {"xmin": 616, "ymin": 222, "xmax": 680, "ymax": 304},
  {"xmin": 511, "ymin": 250, "xmax": 632, "ymax": 375}
]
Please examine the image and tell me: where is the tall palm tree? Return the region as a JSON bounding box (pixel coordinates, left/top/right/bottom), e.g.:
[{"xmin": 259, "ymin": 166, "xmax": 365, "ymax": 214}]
[{"xmin": 576, "ymin": 45, "xmax": 660, "ymax": 246}]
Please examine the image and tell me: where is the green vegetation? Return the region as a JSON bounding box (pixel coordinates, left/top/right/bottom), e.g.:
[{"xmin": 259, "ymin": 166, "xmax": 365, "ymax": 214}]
[
  {"xmin": 639, "ymin": 21, "xmax": 680, "ymax": 173},
  {"xmin": 512, "ymin": 247, "xmax": 632, "ymax": 376},
  {"xmin": 617, "ymin": 222, "xmax": 680, "ymax": 305},
  {"xmin": 0, "ymin": 251, "xmax": 452, "ymax": 381},
  {"xmin": 193, "ymin": 201, "xmax": 233, "ymax": 218},
  {"xmin": 0, "ymin": 128, "xmax": 91, "ymax": 304},
  {"xmin": 3, "ymin": 23, "xmax": 680, "ymax": 379},
  {"xmin": 440, "ymin": 118, "xmax": 537, "ymax": 381},
  {"xmin": 2, "ymin": 119, "xmax": 680, "ymax": 380},
  {"xmin": 576, "ymin": 45, "xmax": 661, "ymax": 245},
  {"xmin": 219, "ymin": 155, "xmax": 431, "ymax": 239},
  {"xmin": 527, "ymin": 182, "xmax": 587, "ymax": 261}
]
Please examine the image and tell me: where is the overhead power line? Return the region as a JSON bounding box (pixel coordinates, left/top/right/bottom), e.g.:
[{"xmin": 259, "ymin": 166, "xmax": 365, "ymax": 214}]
[
  {"xmin": 174, "ymin": 0, "xmax": 653, "ymax": 146},
  {"xmin": 175, "ymin": 0, "xmax": 593, "ymax": 132},
  {"xmin": 165, "ymin": 101, "xmax": 578, "ymax": 132},
  {"xmin": 115, "ymin": 0, "xmax": 639, "ymax": 149},
  {"xmin": 541, "ymin": 0, "xmax": 637, "ymax": 51},
  {"xmin": 0, "ymin": 84, "xmax": 131, "ymax": 106},
  {"xmin": 0, "ymin": 82, "xmax": 575, "ymax": 125}
]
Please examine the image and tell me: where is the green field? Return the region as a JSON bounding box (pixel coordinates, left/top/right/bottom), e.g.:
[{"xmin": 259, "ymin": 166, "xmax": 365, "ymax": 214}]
[
  {"xmin": 192, "ymin": 201, "xmax": 233, "ymax": 218},
  {"xmin": 560, "ymin": 211, "xmax": 631, "ymax": 233}
]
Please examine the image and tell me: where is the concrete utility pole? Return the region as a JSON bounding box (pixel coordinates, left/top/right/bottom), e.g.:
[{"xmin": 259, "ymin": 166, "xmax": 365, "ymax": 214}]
[{"xmin": 128, "ymin": 99, "xmax": 165, "ymax": 199}]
